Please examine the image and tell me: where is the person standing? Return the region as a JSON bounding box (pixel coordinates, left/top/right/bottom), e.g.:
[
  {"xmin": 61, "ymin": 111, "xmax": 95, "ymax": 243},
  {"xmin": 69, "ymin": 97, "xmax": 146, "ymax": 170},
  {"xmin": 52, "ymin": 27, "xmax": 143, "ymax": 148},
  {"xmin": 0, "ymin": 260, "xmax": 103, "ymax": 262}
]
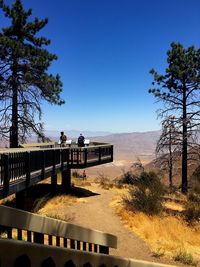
[
  {"xmin": 60, "ymin": 131, "xmax": 67, "ymax": 147},
  {"xmin": 78, "ymin": 133, "xmax": 85, "ymax": 147},
  {"xmin": 82, "ymin": 170, "xmax": 87, "ymax": 180}
]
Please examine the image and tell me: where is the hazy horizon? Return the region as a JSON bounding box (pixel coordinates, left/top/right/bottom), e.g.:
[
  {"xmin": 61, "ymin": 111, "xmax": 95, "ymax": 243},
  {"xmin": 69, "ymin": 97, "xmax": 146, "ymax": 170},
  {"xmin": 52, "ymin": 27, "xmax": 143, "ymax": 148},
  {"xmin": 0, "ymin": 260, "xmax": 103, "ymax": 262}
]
[{"xmin": 45, "ymin": 128, "xmax": 161, "ymax": 138}]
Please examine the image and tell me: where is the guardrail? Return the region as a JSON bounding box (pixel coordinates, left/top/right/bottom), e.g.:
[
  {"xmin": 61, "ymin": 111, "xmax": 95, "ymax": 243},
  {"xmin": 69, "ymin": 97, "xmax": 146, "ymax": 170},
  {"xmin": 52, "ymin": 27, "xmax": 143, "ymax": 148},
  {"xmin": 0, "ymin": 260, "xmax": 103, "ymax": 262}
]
[
  {"xmin": 0, "ymin": 205, "xmax": 117, "ymax": 255},
  {"xmin": 0, "ymin": 239, "xmax": 176, "ymax": 267},
  {"xmin": 0, "ymin": 143, "xmax": 113, "ymax": 199}
]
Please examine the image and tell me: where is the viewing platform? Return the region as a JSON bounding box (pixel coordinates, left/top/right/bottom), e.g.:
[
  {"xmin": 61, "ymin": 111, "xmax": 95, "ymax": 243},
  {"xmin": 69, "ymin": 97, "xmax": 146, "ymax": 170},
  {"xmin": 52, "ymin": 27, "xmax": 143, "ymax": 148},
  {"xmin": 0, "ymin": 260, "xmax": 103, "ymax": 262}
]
[{"xmin": 0, "ymin": 142, "xmax": 113, "ymax": 201}]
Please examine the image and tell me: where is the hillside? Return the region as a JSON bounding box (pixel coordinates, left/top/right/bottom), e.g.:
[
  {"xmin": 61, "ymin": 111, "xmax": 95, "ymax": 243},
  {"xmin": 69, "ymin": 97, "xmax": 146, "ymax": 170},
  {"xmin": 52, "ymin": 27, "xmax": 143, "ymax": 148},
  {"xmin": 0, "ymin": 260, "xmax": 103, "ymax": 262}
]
[
  {"xmin": 92, "ymin": 131, "xmax": 160, "ymax": 161},
  {"xmin": 85, "ymin": 131, "xmax": 160, "ymax": 178}
]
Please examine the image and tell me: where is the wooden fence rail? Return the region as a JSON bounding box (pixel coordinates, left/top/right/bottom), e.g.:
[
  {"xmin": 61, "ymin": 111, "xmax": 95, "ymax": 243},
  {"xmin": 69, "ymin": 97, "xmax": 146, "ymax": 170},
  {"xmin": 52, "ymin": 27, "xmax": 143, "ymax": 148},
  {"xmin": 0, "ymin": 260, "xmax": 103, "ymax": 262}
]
[{"xmin": 0, "ymin": 205, "xmax": 117, "ymax": 255}]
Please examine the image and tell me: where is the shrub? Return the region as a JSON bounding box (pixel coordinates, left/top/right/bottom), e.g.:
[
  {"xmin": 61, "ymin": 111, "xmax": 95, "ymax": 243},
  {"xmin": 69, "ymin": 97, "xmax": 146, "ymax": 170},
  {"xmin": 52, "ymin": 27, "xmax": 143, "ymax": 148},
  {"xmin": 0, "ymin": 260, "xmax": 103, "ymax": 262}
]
[
  {"xmin": 173, "ymin": 249, "xmax": 196, "ymax": 266},
  {"xmin": 185, "ymin": 168, "xmax": 200, "ymax": 223},
  {"xmin": 119, "ymin": 159, "xmax": 144, "ymax": 185},
  {"xmin": 184, "ymin": 193, "xmax": 200, "ymax": 223},
  {"xmin": 152, "ymin": 247, "xmax": 165, "ymax": 258},
  {"xmin": 126, "ymin": 171, "xmax": 165, "ymax": 215},
  {"xmin": 190, "ymin": 166, "xmax": 200, "ymax": 194},
  {"xmin": 119, "ymin": 171, "xmax": 139, "ymax": 185},
  {"xmin": 97, "ymin": 173, "xmax": 114, "ymax": 190},
  {"xmin": 72, "ymin": 170, "xmax": 81, "ymax": 178}
]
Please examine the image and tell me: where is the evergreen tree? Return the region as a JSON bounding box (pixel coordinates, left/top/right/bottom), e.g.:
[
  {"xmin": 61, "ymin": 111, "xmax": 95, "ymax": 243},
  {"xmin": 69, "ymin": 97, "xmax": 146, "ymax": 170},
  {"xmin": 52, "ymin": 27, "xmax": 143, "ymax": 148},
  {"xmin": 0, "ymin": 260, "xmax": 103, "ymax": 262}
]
[
  {"xmin": 0, "ymin": 0, "xmax": 64, "ymax": 147},
  {"xmin": 149, "ymin": 42, "xmax": 200, "ymax": 193}
]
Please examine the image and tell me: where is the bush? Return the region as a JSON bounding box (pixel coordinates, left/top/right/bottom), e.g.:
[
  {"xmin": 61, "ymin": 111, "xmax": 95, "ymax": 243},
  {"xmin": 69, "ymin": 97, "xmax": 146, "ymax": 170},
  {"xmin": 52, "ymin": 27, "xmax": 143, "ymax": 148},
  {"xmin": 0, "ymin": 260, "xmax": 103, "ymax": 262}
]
[
  {"xmin": 173, "ymin": 249, "xmax": 196, "ymax": 266},
  {"xmin": 119, "ymin": 171, "xmax": 139, "ymax": 185},
  {"xmin": 126, "ymin": 171, "xmax": 165, "ymax": 215},
  {"xmin": 72, "ymin": 170, "xmax": 81, "ymax": 178},
  {"xmin": 97, "ymin": 173, "xmax": 114, "ymax": 190},
  {"xmin": 185, "ymin": 168, "xmax": 200, "ymax": 222},
  {"xmin": 184, "ymin": 193, "xmax": 200, "ymax": 223}
]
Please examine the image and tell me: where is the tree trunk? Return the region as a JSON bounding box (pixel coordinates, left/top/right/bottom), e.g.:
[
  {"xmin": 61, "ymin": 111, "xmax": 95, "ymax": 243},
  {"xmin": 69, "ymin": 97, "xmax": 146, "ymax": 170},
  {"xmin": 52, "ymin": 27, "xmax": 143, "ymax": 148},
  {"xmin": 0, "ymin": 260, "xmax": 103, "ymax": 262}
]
[
  {"xmin": 168, "ymin": 130, "xmax": 173, "ymax": 187},
  {"xmin": 10, "ymin": 58, "xmax": 18, "ymax": 148},
  {"xmin": 182, "ymin": 86, "xmax": 188, "ymax": 193}
]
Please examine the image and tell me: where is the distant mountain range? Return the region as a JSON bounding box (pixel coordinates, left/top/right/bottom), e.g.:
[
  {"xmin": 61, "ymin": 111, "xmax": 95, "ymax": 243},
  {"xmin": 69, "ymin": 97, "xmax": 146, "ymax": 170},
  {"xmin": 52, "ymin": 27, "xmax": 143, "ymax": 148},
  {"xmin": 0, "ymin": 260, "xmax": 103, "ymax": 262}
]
[
  {"xmin": 91, "ymin": 131, "xmax": 161, "ymax": 161},
  {"xmin": 45, "ymin": 130, "xmax": 112, "ymax": 139}
]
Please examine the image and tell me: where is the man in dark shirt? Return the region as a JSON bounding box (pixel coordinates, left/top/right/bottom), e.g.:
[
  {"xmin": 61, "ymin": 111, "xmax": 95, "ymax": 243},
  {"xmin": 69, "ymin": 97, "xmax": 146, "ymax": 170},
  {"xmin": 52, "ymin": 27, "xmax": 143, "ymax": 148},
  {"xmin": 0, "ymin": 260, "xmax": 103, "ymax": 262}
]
[{"xmin": 78, "ymin": 133, "xmax": 85, "ymax": 147}]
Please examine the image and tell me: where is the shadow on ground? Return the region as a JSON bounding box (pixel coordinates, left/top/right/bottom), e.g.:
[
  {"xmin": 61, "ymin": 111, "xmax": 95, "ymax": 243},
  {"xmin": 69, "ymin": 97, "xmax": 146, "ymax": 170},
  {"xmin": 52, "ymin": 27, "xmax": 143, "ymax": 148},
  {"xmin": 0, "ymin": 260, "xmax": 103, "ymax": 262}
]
[{"xmin": 0, "ymin": 183, "xmax": 100, "ymax": 212}]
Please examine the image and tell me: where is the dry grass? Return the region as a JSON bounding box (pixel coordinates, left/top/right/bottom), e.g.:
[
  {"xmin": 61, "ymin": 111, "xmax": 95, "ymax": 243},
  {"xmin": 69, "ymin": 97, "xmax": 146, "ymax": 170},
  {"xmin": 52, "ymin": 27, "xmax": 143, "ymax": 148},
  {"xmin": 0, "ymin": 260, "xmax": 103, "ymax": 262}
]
[
  {"xmin": 111, "ymin": 192, "xmax": 200, "ymax": 264},
  {"xmin": 164, "ymin": 200, "xmax": 185, "ymax": 212},
  {"xmin": 37, "ymin": 194, "xmax": 77, "ymax": 222},
  {"xmin": 71, "ymin": 177, "xmax": 91, "ymax": 187},
  {"xmin": 0, "ymin": 194, "xmax": 15, "ymax": 206}
]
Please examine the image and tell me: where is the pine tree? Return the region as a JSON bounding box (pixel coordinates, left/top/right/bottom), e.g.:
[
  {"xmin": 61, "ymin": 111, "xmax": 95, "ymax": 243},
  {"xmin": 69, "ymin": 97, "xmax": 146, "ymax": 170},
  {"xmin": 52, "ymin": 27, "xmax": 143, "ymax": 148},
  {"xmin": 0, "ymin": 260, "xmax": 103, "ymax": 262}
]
[
  {"xmin": 149, "ymin": 42, "xmax": 200, "ymax": 193},
  {"xmin": 0, "ymin": 0, "xmax": 64, "ymax": 147}
]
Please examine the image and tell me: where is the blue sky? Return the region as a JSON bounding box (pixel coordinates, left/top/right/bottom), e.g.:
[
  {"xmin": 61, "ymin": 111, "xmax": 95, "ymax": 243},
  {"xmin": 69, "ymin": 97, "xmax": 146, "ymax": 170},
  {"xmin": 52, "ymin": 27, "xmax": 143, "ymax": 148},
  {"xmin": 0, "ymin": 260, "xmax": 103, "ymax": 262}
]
[{"xmin": 1, "ymin": 0, "xmax": 200, "ymax": 133}]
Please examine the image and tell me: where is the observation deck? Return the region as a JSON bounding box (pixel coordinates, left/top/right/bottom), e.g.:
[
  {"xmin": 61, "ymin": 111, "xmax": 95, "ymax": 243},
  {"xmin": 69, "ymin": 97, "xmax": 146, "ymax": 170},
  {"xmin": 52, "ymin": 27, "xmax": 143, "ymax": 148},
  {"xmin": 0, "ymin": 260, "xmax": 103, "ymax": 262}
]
[{"xmin": 0, "ymin": 142, "xmax": 113, "ymax": 200}]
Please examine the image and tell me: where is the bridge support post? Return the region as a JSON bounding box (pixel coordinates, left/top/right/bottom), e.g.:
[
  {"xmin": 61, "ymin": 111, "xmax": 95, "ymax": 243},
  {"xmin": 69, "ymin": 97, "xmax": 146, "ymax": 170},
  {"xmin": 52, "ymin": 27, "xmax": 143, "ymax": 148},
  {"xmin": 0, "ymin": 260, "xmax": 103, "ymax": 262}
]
[
  {"xmin": 51, "ymin": 174, "xmax": 57, "ymax": 192},
  {"xmin": 61, "ymin": 168, "xmax": 71, "ymax": 193},
  {"xmin": 16, "ymin": 189, "xmax": 27, "ymax": 210}
]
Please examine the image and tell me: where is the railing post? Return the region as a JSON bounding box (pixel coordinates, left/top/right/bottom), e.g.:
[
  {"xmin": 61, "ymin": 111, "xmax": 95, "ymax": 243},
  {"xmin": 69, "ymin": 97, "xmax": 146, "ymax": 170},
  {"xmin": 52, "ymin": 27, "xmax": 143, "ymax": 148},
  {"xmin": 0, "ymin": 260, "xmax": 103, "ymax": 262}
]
[
  {"xmin": 3, "ymin": 153, "xmax": 9, "ymax": 197},
  {"xmin": 66, "ymin": 149, "xmax": 70, "ymax": 167},
  {"xmin": 71, "ymin": 149, "xmax": 74, "ymax": 166},
  {"xmin": 99, "ymin": 245, "xmax": 109, "ymax": 254},
  {"xmin": 16, "ymin": 189, "xmax": 27, "ymax": 210},
  {"xmin": 99, "ymin": 147, "xmax": 102, "ymax": 163},
  {"xmin": 111, "ymin": 145, "xmax": 113, "ymax": 162},
  {"xmin": 25, "ymin": 152, "xmax": 30, "ymax": 186},
  {"xmin": 33, "ymin": 232, "xmax": 44, "ymax": 244},
  {"xmin": 52, "ymin": 149, "xmax": 56, "ymax": 175},
  {"xmin": 84, "ymin": 148, "xmax": 87, "ymax": 166},
  {"xmin": 41, "ymin": 150, "xmax": 45, "ymax": 179},
  {"xmin": 76, "ymin": 149, "xmax": 79, "ymax": 165},
  {"xmin": 51, "ymin": 149, "xmax": 57, "ymax": 191},
  {"xmin": 61, "ymin": 168, "xmax": 71, "ymax": 193},
  {"xmin": 61, "ymin": 149, "xmax": 64, "ymax": 171}
]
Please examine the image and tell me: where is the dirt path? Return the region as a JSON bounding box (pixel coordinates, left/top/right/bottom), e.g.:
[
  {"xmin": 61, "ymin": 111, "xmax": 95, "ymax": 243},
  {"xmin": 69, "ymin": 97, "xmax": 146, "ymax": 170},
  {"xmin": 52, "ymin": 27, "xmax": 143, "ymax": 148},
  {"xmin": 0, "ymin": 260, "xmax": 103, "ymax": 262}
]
[{"xmin": 65, "ymin": 183, "xmax": 181, "ymax": 266}]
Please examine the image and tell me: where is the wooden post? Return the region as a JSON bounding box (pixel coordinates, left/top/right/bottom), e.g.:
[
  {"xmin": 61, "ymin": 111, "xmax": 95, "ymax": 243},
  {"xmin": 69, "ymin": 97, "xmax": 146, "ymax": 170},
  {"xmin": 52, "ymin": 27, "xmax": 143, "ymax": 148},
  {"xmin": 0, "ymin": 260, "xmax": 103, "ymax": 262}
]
[
  {"xmin": 25, "ymin": 151, "xmax": 30, "ymax": 186},
  {"xmin": 51, "ymin": 174, "xmax": 57, "ymax": 192},
  {"xmin": 41, "ymin": 150, "xmax": 45, "ymax": 179},
  {"xmin": 98, "ymin": 147, "xmax": 102, "ymax": 163},
  {"xmin": 61, "ymin": 168, "xmax": 71, "ymax": 193},
  {"xmin": 111, "ymin": 145, "xmax": 113, "ymax": 162},
  {"xmin": 51, "ymin": 150, "xmax": 57, "ymax": 192},
  {"xmin": 3, "ymin": 153, "xmax": 9, "ymax": 197},
  {"xmin": 16, "ymin": 189, "xmax": 27, "ymax": 210},
  {"xmin": 33, "ymin": 232, "xmax": 44, "ymax": 244},
  {"xmin": 99, "ymin": 245, "xmax": 109, "ymax": 254},
  {"xmin": 61, "ymin": 149, "xmax": 64, "ymax": 170},
  {"xmin": 77, "ymin": 149, "xmax": 79, "ymax": 165},
  {"xmin": 84, "ymin": 148, "xmax": 87, "ymax": 166}
]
